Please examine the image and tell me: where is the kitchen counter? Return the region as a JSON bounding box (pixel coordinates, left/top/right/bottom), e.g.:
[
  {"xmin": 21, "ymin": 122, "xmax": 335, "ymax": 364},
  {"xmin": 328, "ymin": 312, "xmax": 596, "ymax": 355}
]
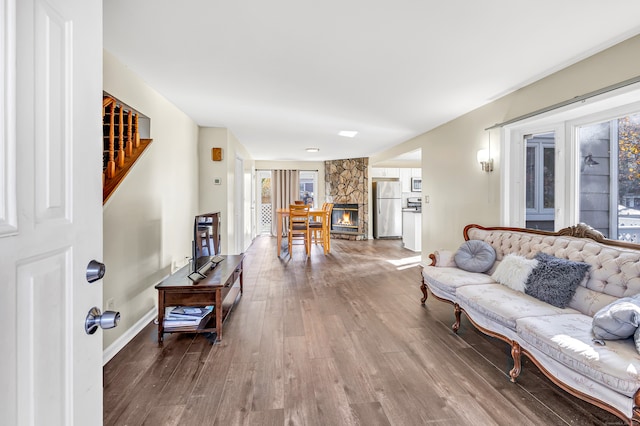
[{"xmin": 402, "ymin": 210, "xmax": 422, "ymax": 252}]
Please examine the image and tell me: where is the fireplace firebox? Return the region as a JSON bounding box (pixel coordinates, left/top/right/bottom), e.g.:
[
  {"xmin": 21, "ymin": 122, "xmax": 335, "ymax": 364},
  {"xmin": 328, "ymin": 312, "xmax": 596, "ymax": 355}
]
[{"xmin": 331, "ymin": 204, "xmax": 359, "ymax": 234}]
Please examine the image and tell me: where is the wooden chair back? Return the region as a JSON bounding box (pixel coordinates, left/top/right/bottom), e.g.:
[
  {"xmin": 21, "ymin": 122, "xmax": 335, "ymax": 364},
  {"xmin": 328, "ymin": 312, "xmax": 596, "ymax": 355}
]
[{"xmin": 288, "ymin": 204, "xmax": 310, "ymax": 256}]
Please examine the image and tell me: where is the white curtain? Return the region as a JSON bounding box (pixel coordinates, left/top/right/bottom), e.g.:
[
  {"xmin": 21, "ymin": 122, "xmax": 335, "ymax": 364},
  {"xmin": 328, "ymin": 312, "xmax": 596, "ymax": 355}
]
[{"xmin": 271, "ymin": 169, "xmax": 300, "ymax": 236}]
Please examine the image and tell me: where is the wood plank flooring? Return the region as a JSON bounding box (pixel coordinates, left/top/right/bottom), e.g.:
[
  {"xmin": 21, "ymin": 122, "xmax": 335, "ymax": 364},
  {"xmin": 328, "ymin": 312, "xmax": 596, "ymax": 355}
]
[{"xmin": 104, "ymin": 236, "xmax": 625, "ymax": 425}]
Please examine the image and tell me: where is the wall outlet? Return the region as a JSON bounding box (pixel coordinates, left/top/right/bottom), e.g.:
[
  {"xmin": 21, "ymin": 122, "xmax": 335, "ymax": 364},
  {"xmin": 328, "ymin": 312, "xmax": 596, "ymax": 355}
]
[
  {"xmin": 106, "ymin": 298, "xmax": 115, "ymax": 311},
  {"xmin": 424, "ymin": 195, "xmax": 430, "ymax": 203}
]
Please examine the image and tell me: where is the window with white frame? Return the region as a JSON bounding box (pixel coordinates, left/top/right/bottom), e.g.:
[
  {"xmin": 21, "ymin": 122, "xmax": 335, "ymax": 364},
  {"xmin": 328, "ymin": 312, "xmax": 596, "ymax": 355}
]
[
  {"xmin": 576, "ymin": 112, "xmax": 640, "ymax": 241},
  {"xmin": 525, "ymin": 132, "xmax": 555, "ymax": 231},
  {"xmin": 299, "ymin": 170, "xmax": 318, "ymax": 207},
  {"xmin": 502, "ymin": 82, "xmax": 640, "ymax": 241}
]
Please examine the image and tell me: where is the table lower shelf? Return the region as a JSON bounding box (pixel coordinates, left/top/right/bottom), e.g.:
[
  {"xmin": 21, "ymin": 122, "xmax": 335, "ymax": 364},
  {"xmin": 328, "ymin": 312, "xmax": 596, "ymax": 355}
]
[{"xmin": 159, "ymin": 284, "xmax": 241, "ymax": 338}]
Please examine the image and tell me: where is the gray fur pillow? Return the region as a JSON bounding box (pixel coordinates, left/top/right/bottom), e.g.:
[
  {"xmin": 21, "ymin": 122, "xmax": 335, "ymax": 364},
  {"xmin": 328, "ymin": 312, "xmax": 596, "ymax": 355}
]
[
  {"xmin": 454, "ymin": 240, "xmax": 496, "ymax": 273},
  {"xmin": 592, "ymin": 296, "xmax": 640, "ymax": 341},
  {"xmin": 525, "ymin": 252, "xmax": 590, "ymax": 308}
]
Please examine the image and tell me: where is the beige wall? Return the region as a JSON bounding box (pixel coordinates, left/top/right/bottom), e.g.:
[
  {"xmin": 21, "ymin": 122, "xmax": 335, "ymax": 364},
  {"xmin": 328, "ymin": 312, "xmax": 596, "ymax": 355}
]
[
  {"xmin": 373, "ymin": 34, "xmax": 640, "ymax": 260},
  {"xmin": 102, "ymin": 51, "xmax": 200, "ymax": 349},
  {"xmin": 198, "ymin": 128, "xmax": 254, "ymax": 254}
]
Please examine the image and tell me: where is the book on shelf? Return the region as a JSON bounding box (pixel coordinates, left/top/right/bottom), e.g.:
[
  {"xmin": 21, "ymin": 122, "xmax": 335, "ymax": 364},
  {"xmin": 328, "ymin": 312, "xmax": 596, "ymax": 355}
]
[
  {"xmin": 167, "ymin": 305, "xmax": 213, "ymax": 319},
  {"xmin": 163, "ymin": 305, "xmax": 213, "ymax": 329}
]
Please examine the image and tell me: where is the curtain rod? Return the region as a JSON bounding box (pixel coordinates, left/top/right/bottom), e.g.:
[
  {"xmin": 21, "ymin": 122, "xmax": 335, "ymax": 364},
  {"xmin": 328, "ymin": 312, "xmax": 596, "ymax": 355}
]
[{"xmin": 485, "ymin": 75, "xmax": 640, "ymax": 130}]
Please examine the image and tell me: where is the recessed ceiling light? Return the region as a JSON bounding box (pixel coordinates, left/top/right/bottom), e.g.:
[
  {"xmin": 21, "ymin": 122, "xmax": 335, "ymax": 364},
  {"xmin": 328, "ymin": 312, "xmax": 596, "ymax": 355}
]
[
  {"xmin": 338, "ymin": 130, "xmax": 358, "ymax": 138},
  {"xmin": 305, "ymin": 147, "xmax": 320, "ymax": 153}
]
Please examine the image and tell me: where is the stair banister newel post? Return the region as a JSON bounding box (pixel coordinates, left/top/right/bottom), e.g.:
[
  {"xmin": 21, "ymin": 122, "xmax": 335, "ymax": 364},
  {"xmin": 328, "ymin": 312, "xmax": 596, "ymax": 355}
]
[
  {"xmin": 117, "ymin": 107, "xmax": 125, "ymax": 168},
  {"xmin": 134, "ymin": 113, "xmax": 140, "ymax": 149},
  {"xmin": 126, "ymin": 110, "xmax": 133, "ymax": 157},
  {"xmin": 107, "ymin": 102, "xmax": 116, "ymax": 178}
]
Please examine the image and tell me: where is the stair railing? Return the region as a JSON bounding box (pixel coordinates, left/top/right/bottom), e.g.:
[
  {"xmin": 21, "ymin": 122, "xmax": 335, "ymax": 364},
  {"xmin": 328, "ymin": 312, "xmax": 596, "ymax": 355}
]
[{"xmin": 102, "ymin": 95, "xmax": 152, "ymax": 203}]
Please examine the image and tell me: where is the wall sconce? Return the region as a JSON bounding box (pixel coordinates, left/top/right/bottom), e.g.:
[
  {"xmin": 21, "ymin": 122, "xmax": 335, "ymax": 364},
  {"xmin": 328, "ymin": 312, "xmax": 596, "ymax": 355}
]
[{"xmin": 477, "ymin": 149, "xmax": 493, "ymax": 172}]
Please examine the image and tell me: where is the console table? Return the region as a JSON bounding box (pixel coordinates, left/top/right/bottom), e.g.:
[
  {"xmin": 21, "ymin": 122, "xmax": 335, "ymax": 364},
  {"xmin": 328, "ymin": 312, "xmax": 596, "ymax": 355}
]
[{"xmin": 155, "ymin": 254, "xmax": 244, "ymax": 344}]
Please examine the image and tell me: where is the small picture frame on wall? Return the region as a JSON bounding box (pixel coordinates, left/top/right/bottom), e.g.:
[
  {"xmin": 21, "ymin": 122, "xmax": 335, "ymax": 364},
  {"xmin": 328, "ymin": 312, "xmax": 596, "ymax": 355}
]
[
  {"xmin": 411, "ymin": 177, "xmax": 422, "ymax": 192},
  {"xmin": 211, "ymin": 147, "xmax": 223, "ymax": 161}
]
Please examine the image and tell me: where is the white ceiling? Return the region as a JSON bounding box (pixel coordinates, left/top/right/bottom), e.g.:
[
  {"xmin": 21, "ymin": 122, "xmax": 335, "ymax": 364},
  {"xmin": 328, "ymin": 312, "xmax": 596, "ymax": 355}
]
[{"xmin": 104, "ymin": 1, "xmax": 640, "ymax": 162}]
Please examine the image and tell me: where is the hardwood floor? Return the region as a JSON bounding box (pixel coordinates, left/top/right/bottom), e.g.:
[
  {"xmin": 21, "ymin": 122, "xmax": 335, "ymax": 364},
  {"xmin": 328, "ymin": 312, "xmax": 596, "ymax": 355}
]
[{"xmin": 104, "ymin": 236, "xmax": 624, "ymax": 425}]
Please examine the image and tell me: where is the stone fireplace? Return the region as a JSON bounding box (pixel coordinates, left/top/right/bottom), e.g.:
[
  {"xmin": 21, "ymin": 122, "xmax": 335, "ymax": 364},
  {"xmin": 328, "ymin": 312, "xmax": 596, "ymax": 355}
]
[{"xmin": 324, "ymin": 158, "xmax": 368, "ymax": 240}]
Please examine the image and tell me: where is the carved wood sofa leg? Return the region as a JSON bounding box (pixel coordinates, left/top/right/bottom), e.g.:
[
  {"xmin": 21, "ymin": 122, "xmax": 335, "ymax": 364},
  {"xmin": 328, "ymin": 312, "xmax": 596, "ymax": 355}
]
[
  {"xmin": 509, "ymin": 341, "xmax": 522, "ymax": 383},
  {"xmin": 420, "ymin": 267, "xmax": 428, "ymax": 305},
  {"xmin": 453, "ymin": 303, "xmax": 461, "ymax": 334},
  {"xmin": 420, "ymin": 281, "xmax": 428, "ymax": 304},
  {"xmin": 632, "ymin": 388, "xmax": 640, "ymax": 425}
]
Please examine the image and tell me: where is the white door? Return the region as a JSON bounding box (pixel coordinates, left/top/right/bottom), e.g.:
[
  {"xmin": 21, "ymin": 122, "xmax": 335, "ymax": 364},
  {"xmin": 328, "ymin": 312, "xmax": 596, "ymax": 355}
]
[
  {"xmin": 235, "ymin": 156, "xmax": 244, "ymax": 252},
  {"xmin": 0, "ymin": 0, "xmax": 103, "ymax": 424}
]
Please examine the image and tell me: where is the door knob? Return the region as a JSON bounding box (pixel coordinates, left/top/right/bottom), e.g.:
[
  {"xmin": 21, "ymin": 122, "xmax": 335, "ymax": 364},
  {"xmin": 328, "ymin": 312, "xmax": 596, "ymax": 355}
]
[
  {"xmin": 86, "ymin": 260, "xmax": 106, "ymax": 283},
  {"xmin": 85, "ymin": 307, "xmax": 120, "ymax": 335}
]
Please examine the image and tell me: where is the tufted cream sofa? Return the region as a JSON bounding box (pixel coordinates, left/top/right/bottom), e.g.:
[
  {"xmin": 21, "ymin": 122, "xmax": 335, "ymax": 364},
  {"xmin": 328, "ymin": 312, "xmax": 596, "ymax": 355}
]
[{"xmin": 420, "ymin": 224, "xmax": 640, "ymax": 425}]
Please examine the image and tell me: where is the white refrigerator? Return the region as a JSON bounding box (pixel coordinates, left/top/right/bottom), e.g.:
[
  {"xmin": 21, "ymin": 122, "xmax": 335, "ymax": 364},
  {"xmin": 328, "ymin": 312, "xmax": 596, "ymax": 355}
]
[{"xmin": 373, "ymin": 180, "xmax": 402, "ymax": 238}]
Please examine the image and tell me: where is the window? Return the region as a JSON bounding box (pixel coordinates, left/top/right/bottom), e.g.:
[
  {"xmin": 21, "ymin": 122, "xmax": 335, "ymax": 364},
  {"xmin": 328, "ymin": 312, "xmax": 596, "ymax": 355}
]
[
  {"xmin": 526, "ymin": 132, "xmax": 555, "ymax": 231},
  {"xmin": 577, "ymin": 112, "xmax": 640, "ymax": 242},
  {"xmin": 299, "ymin": 171, "xmax": 318, "ymax": 207},
  {"xmin": 502, "ymin": 82, "xmax": 640, "ymax": 240}
]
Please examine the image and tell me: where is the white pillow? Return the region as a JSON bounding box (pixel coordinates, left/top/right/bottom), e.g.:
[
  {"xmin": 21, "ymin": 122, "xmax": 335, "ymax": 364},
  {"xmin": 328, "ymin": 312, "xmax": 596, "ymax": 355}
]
[
  {"xmin": 491, "ymin": 254, "xmax": 539, "ymax": 292},
  {"xmin": 434, "ymin": 250, "xmax": 456, "ymax": 267}
]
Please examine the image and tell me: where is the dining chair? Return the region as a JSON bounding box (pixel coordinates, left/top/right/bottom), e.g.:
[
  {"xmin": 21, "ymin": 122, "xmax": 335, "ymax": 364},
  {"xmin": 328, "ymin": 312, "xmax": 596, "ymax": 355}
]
[
  {"xmin": 309, "ymin": 202, "xmax": 324, "ymax": 244},
  {"xmin": 196, "ymin": 226, "xmax": 212, "ymax": 256},
  {"xmin": 288, "ymin": 204, "xmax": 311, "ymax": 256},
  {"xmin": 310, "ymin": 202, "xmax": 333, "ymax": 254}
]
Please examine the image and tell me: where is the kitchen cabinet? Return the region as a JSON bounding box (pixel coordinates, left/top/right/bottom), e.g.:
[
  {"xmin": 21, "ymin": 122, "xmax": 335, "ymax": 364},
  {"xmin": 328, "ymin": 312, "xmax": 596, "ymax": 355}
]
[
  {"xmin": 400, "ymin": 168, "xmax": 412, "ymax": 192},
  {"xmin": 399, "ymin": 168, "xmax": 422, "ymax": 193},
  {"xmin": 371, "ymin": 167, "xmax": 400, "ymax": 178},
  {"xmin": 402, "ymin": 210, "xmax": 422, "ymax": 252}
]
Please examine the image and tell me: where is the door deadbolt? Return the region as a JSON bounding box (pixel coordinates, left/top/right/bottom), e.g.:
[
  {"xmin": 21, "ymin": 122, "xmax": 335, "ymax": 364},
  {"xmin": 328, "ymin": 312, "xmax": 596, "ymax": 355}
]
[
  {"xmin": 85, "ymin": 307, "xmax": 120, "ymax": 335},
  {"xmin": 86, "ymin": 260, "xmax": 106, "ymax": 283}
]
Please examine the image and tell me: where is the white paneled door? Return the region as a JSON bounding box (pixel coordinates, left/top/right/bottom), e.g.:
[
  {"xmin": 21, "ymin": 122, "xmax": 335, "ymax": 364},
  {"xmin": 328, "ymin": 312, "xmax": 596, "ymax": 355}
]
[{"xmin": 0, "ymin": 0, "xmax": 103, "ymax": 425}]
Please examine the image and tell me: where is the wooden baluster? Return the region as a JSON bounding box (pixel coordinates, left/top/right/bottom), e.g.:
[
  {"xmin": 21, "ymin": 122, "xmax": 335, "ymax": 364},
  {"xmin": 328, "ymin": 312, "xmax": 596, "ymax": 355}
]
[
  {"xmin": 106, "ymin": 102, "xmax": 116, "ymax": 178},
  {"xmin": 126, "ymin": 110, "xmax": 133, "ymax": 157},
  {"xmin": 134, "ymin": 113, "xmax": 140, "ymax": 149},
  {"xmin": 117, "ymin": 107, "xmax": 125, "ymax": 168}
]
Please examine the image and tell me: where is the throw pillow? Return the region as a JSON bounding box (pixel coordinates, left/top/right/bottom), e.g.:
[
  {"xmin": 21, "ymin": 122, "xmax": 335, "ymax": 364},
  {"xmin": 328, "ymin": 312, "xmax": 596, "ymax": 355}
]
[
  {"xmin": 592, "ymin": 295, "xmax": 640, "ymax": 340},
  {"xmin": 491, "ymin": 254, "xmax": 538, "ymax": 293},
  {"xmin": 525, "ymin": 252, "xmax": 590, "ymax": 308},
  {"xmin": 454, "ymin": 240, "xmax": 496, "ymax": 273},
  {"xmin": 434, "ymin": 250, "xmax": 456, "ymax": 267}
]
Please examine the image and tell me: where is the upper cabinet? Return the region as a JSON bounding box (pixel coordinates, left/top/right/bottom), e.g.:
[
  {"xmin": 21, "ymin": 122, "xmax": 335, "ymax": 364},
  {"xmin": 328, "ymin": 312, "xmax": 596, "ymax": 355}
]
[
  {"xmin": 399, "ymin": 168, "xmax": 422, "ymax": 192},
  {"xmin": 400, "ymin": 168, "xmax": 411, "ymax": 192},
  {"xmin": 372, "ymin": 167, "xmax": 421, "ymax": 193},
  {"xmin": 371, "ymin": 167, "xmax": 400, "ymax": 178}
]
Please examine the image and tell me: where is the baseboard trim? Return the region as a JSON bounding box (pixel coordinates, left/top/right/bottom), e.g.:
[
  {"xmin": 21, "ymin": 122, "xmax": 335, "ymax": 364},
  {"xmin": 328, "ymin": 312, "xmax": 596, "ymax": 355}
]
[{"xmin": 103, "ymin": 307, "xmax": 156, "ymax": 366}]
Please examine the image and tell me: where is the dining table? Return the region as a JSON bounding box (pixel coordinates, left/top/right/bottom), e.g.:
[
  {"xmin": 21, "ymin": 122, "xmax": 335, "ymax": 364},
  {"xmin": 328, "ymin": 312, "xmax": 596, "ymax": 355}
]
[{"xmin": 276, "ymin": 207, "xmax": 328, "ymax": 257}]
